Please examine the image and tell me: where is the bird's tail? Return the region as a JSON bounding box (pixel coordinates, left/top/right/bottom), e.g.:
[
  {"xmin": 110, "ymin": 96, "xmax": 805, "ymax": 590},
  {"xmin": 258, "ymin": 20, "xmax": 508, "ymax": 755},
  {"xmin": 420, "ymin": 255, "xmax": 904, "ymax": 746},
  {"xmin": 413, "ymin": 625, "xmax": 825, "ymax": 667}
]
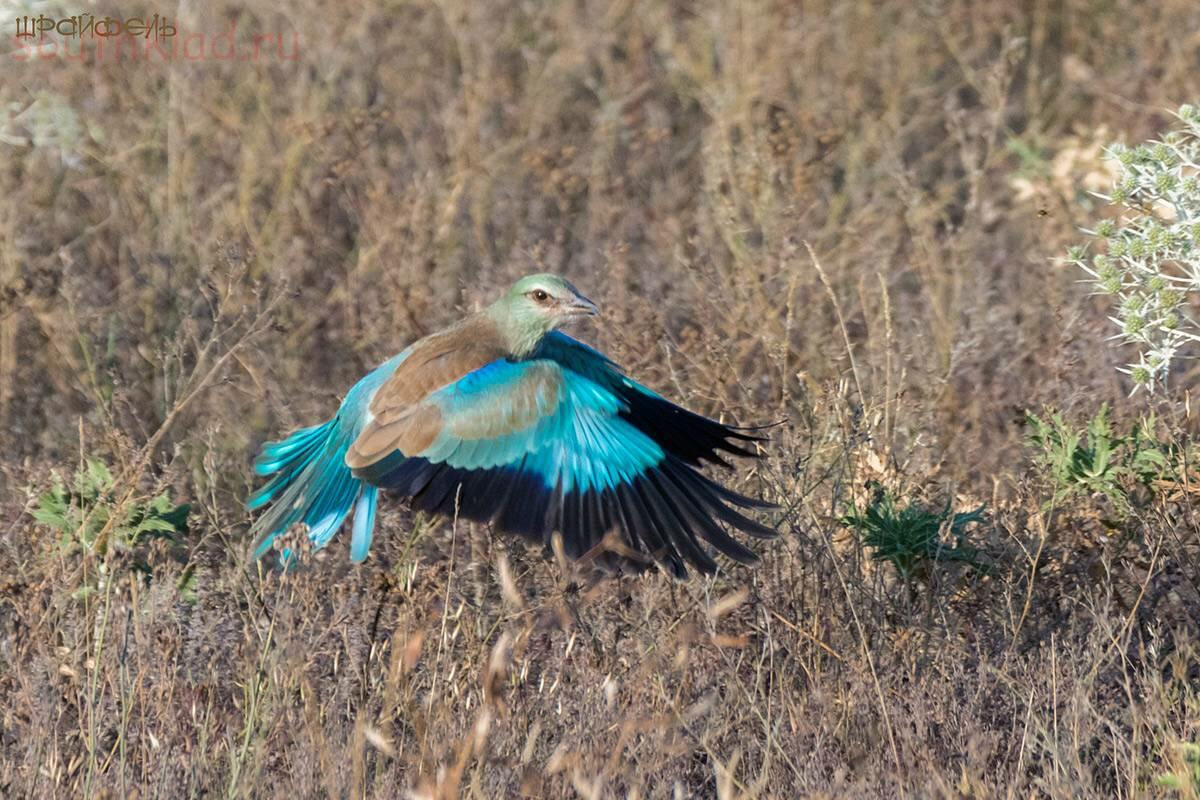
[{"xmin": 248, "ymin": 417, "xmax": 379, "ymax": 563}]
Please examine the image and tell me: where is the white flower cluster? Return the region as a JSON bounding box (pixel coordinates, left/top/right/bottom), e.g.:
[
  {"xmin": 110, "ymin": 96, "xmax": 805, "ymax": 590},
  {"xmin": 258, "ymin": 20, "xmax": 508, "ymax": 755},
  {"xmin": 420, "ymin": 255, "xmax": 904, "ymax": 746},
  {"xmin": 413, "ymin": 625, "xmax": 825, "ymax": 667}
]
[{"xmin": 1067, "ymin": 104, "xmax": 1200, "ymax": 394}]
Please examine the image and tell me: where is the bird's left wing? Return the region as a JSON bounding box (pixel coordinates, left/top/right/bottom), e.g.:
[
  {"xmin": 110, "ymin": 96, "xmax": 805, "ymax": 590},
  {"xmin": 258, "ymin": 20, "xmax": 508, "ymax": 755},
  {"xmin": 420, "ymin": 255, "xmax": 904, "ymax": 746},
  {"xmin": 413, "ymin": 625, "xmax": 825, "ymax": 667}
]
[{"xmin": 348, "ymin": 343, "xmax": 775, "ymax": 577}]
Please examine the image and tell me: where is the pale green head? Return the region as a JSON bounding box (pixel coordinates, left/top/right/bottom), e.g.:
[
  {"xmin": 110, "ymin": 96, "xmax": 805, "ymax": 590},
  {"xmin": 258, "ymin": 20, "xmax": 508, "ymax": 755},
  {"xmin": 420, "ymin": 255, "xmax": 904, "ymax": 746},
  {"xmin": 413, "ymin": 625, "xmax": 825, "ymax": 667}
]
[{"xmin": 488, "ymin": 273, "xmax": 599, "ymax": 356}]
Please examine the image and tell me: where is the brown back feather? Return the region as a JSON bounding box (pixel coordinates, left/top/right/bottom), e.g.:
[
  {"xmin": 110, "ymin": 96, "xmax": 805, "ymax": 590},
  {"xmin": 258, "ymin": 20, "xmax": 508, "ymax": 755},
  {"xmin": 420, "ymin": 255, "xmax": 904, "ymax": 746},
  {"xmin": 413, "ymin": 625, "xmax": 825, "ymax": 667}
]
[{"xmin": 345, "ymin": 315, "xmax": 508, "ymax": 469}]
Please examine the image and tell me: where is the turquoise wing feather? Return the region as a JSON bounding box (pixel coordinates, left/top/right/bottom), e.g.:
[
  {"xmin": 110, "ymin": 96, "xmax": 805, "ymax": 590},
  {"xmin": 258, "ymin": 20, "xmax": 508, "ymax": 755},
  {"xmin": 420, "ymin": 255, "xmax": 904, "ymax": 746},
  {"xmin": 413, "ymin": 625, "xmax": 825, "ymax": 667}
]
[
  {"xmin": 412, "ymin": 358, "xmax": 664, "ymax": 493},
  {"xmin": 351, "ymin": 336, "xmax": 775, "ymax": 576},
  {"xmin": 247, "ymin": 351, "xmax": 406, "ymax": 562}
]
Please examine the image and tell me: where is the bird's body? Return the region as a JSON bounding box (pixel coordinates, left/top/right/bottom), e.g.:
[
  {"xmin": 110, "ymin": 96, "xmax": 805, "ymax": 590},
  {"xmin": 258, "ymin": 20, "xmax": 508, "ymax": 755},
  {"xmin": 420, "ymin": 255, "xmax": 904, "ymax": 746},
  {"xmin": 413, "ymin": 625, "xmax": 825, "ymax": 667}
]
[{"xmin": 249, "ymin": 274, "xmax": 775, "ymax": 577}]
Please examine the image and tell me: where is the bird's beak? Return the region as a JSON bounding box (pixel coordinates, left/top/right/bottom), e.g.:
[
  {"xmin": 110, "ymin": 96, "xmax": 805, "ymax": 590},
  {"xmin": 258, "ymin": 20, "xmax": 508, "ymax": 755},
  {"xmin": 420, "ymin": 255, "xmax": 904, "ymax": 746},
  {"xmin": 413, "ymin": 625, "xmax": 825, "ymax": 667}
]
[{"xmin": 567, "ymin": 294, "xmax": 600, "ymax": 317}]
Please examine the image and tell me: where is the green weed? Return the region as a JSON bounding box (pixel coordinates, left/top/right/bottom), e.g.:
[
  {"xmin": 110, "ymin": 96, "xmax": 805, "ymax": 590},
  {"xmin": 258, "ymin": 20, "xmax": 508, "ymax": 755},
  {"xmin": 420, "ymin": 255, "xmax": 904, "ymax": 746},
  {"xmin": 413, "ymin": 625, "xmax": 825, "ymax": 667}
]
[
  {"xmin": 1026, "ymin": 404, "xmax": 1169, "ymax": 517},
  {"xmin": 841, "ymin": 487, "xmax": 986, "ymax": 580},
  {"xmin": 33, "ymin": 457, "xmax": 190, "ymax": 598}
]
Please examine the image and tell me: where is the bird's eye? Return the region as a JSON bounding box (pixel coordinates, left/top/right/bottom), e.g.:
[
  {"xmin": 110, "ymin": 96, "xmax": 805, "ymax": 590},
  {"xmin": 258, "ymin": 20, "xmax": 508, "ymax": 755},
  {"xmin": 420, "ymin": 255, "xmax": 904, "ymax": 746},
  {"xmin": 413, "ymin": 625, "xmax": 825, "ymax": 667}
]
[{"xmin": 532, "ymin": 289, "xmax": 549, "ymax": 302}]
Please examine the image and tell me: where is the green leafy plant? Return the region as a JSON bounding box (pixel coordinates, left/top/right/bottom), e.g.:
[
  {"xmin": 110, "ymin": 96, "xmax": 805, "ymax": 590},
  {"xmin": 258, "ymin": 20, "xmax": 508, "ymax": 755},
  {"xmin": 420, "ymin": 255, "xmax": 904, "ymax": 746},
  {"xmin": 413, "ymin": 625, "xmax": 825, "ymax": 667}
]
[
  {"xmin": 841, "ymin": 487, "xmax": 986, "ymax": 580},
  {"xmin": 1026, "ymin": 404, "xmax": 1169, "ymax": 516},
  {"xmin": 33, "ymin": 458, "xmax": 192, "ymax": 600},
  {"xmin": 33, "ymin": 457, "xmax": 190, "ymax": 558}
]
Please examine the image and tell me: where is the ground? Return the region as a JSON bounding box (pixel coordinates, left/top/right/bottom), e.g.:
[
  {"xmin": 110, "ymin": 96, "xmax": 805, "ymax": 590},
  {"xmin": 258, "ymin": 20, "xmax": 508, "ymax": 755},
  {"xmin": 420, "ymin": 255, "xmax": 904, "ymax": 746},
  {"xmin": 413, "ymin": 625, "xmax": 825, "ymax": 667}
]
[{"xmin": 3, "ymin": 0, "xmax": 1200, "ymax": 797}]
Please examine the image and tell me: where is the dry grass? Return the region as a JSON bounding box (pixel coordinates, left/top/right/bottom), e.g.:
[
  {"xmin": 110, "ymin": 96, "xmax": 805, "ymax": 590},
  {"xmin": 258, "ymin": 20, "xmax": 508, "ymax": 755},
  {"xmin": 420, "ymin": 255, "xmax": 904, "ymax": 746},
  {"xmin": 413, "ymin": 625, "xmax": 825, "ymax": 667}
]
[{"xmin": 4, "ymin": 0, "xmax": 1200, "ymax": 796}]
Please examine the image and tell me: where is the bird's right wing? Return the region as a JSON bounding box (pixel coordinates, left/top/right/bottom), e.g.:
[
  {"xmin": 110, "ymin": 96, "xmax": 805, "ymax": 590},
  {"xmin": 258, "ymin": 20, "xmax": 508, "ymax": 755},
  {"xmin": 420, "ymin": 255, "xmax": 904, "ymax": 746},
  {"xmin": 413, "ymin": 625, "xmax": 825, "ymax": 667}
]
[{"xmin": 347, "ymin": 337, "xmax": 775, "ymax": 577}]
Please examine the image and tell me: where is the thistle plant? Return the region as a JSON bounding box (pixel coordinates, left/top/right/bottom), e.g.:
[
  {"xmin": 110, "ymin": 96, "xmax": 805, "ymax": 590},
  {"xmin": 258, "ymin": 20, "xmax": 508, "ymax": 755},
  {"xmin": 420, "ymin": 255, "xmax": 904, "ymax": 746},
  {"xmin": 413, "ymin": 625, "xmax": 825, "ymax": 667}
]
[
  {"xmin": 1066, "ymin": 104, "xmax": 1200, "ymax": 394},
  {"xmin": 840, "ymin": 487, "xmax": 987, "ymax": 581},
  {"xmin": 33, "ymin": 458, "xmax": 191, "ymax": 600},
  {"xmin": 1026, "ymin": 404, "xmax": 1169, "ymax": 517}
]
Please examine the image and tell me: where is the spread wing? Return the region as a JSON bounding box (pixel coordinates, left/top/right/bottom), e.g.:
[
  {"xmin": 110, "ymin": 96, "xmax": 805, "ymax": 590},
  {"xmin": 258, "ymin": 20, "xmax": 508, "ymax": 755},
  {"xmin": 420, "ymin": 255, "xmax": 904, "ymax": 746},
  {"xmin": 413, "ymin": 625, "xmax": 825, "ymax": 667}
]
[{"xmin": 348, "ymin": 332, "xmax": 775, "ymax": 577}]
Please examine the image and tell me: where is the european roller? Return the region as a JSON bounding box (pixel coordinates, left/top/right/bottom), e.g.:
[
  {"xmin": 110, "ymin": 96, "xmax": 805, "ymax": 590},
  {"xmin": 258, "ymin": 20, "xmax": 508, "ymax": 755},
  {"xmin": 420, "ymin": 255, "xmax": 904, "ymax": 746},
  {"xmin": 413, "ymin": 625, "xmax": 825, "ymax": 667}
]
[{"xmin": 248, "ymin": 274, "xmax": 776, "ymax": 577}]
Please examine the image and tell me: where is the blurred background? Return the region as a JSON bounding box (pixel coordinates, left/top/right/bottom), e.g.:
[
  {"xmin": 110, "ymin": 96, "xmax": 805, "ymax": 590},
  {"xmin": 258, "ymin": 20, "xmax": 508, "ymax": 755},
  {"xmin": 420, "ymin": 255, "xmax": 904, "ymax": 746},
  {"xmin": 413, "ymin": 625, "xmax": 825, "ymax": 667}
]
[{"xmin": 3, "ymin": 1, "xmax": 1200, "ymax": 797}]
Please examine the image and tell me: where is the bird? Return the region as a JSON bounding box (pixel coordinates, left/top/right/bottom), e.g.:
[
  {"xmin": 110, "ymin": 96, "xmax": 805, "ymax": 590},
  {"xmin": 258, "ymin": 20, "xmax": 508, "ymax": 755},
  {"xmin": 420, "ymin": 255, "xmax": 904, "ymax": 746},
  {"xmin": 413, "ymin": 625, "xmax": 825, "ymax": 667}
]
[{"xmin": 247, "ymin": 273, "xmax": 776, "ymax": 578}]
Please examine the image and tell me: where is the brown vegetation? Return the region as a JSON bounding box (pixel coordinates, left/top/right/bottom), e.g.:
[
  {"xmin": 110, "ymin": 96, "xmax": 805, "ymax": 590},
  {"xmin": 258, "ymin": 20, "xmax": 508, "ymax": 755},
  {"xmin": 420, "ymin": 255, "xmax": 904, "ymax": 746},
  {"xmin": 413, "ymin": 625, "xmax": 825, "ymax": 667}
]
[{"xmin": 3, "ymin": 0, "xmax": 1200, "ymax": 796}]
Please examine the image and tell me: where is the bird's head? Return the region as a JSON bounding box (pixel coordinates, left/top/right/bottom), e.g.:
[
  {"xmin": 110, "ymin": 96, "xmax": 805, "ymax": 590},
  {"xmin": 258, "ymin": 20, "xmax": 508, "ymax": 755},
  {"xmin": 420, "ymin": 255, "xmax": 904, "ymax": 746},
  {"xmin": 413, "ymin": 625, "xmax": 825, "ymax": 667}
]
[{"xmin": 490, "ymin": 273, "xmax": 599, "ymax": 355}]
